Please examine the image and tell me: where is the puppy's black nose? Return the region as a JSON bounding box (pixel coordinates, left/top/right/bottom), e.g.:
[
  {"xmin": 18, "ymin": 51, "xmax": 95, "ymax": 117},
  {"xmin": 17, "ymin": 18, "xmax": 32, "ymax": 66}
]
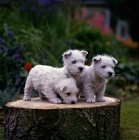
[
  {"xmin": 71, "ymin": 101, "xmax": 75, "ymax": 104},
  {"xmin": 108, "ymin": 72, "xmax": 113, "ymax": 76},
  {"xmin": 79, "ymin": 67, "xmax": 83, "ymax": 72}
]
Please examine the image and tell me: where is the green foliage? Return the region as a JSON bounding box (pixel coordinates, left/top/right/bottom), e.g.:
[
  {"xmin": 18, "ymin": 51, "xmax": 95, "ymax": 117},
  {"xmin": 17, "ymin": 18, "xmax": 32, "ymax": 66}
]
[
  {"xmin": 68, "ymin": 23, "xmax": 131, "ymax": 64},
  {"xmin": 0, "ymin": 86, "xmax": 18, "ymax": 107},
  {"xmin": 0, "ymin": 1, "xmax": 75, "ymax": 67},
  {"xmin": 0, "ymin": 24, "xmax": 24, "ymax": 90},
  {"xmin": 0, "ymin": 128, "xmax": 4, "ymax": 140},
  {"xmin": 116, "ymin": 62, "xmax": 139, "ymax": 85},
  {"xmin": 106, "ymin": 62, "xmax": 139, "ymax": 98},
  {"xmin": 0, "ymin": 1, "xmax": 74, "ymax": 106},
  {"xmin": 17, "ymin": 27, "xmax": 62, "ymax": 66}
]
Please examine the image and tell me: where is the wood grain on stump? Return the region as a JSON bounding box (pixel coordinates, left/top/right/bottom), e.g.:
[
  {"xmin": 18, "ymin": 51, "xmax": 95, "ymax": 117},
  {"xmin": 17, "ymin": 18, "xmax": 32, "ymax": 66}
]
[{"xmin": 4, "ymin": 96, "xmax": 121, "ymax": 140}]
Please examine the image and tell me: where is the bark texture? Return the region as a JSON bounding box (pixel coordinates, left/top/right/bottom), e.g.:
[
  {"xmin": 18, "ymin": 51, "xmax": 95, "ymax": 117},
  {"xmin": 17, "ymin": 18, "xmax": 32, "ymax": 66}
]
[{"xmin": 4, "ymin": 97, "xmax": 121, "ymax": 140}]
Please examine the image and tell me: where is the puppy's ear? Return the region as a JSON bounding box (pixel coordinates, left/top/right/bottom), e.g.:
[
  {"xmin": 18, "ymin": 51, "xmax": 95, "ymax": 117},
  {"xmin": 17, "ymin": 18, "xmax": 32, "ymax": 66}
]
[
  {"xmin": 112, "ymin": 58, "xmax": 118, "ymax": 65},
  {"xmin": 93, "ymin": 56, "xmax": 101, "ymax": 63},
  {"xmin": 63, "ymin": 51, "xmax": 72, "ymax": 59},
  {"xmin": 81, "ymin": 50, "xmax": 88, "ymax": 57},
  {"xmin": 57, "ymin": 84, "xmax": 66, "ymax": 92}
]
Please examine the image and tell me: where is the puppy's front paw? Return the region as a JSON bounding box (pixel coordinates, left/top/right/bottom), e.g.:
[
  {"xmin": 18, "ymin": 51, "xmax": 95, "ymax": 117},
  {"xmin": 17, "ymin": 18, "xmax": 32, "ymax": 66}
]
[
  {"xmin": 96, "ymin": 97, "xmax": 105, "ymax": 102},
  {"xmin": 23, "ymin": 96, "xmax": 31, "ymax": 101},
  {"xmin": 86, "ymin": 98, "xmax": 95, "ymax": 103},
  {"xmin": 49, "ymin": 98, "xmax": 62, "ymax": 104}
]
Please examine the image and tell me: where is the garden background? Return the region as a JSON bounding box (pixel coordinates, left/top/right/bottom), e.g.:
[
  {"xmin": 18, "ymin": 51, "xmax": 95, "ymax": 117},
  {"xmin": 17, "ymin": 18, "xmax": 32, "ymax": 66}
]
[{"xmin": 0, "ymin": 0, "xmax": 139, "ymax": 139}]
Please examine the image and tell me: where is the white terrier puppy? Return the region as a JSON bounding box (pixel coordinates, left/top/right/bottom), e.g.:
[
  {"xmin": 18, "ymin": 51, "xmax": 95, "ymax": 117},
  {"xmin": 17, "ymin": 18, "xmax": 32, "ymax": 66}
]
[
  {"xmin": 62, "ymin": 49, "xmax": 88, "ymax": 96},
  {"xmin": 83, "ymin": 54, "xmax": 118, "ymax": 103},
  {"xmin": 23, "ymin": 65, "xmax": 79, "ymax": 104}
]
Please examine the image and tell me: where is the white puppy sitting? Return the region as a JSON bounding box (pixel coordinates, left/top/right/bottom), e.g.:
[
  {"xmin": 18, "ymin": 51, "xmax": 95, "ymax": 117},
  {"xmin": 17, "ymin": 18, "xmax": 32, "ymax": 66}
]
[
  {"xmin": 83, "ymin": 54, "xmax": 118, "ymax": 103},
  {"xmin": 23, "ymin": 65, "xmax": 79, "ymax": 104},
  {"xmin": 62, "ymin": 49, "xmax": 88, "ymax": 96}
]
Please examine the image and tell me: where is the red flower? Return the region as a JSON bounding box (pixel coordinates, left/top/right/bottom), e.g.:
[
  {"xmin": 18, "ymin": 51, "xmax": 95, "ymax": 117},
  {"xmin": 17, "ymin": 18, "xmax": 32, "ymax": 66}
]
[{"xmin": 24, "ymin": 62, "xmax": 32, "ymax": 72}]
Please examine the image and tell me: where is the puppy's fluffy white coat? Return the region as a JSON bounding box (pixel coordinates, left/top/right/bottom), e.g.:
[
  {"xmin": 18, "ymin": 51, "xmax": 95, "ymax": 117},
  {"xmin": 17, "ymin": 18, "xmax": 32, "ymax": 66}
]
[
  {"xmin": 62, "ymin": 49, "xmax": 88, "ymax": 96},
  {"xmin": 83, "ymin": 54, "xmax": 118, "ymax": 103},
  {"xmin": 23, "ymin": 65, "xmax": 79, "ymax": 104}
]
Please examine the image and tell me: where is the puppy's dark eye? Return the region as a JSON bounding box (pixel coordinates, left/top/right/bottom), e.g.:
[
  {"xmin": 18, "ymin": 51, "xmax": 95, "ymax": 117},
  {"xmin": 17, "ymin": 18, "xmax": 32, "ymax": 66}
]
[
  {"xmin": 72, "ymin": 60, "xmax": 76, "ymax": 64},
  {"xmin": 101, "ymin": 65, "xmax": 106, "ymax": 68},
  {"xmin": 66, "ymin": 92, "xmax": 71, "ymax": 96}
]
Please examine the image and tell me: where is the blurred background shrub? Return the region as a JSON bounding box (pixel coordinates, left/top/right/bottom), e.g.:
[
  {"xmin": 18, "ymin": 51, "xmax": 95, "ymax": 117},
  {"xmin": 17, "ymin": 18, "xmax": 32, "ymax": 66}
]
[
  {"xmin": 0, "ymin": 24, "xmax": 24, "ymax": 90},
  {"xmin": 0, "ymin": 0, "xmax": 139, "ymax": 107}
]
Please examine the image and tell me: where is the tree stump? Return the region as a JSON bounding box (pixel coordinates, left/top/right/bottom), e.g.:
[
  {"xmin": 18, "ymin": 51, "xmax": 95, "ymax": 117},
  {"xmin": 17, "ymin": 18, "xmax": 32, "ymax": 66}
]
[{"xmin": 4, "ymin": 97, "xmax": 121, "ymax": 140}]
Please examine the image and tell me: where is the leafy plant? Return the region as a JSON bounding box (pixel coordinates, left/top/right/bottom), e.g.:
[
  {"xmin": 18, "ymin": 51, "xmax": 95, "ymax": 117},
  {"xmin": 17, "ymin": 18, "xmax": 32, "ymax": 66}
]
[
  {"xmin": 106, "ymin": 62, "xmax": 139, "ymax": 97},
  {"xmin": 0, "ymin": 87, "xmax": 18, "ymax": 107},
  {"xmin": 0, "ymin": 0, "xmax": 76, "ymax": 106},
  {"xmin": 67, "ymin": 23, "xmax": 129, "ymax": 64},
  {"xmin": 115, "ymin": 62, "xmax": 139, "ymax": 85},
  {"xmin": 0, "ymin": 24, "xmax": 24, "ymax": 90}
]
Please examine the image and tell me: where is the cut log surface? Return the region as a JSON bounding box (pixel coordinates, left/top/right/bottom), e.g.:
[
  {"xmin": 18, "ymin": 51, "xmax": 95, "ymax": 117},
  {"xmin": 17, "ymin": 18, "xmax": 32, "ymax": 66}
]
[{"xmin": 4, "ymin": 97, "xmax": 121, "ymax": 140}]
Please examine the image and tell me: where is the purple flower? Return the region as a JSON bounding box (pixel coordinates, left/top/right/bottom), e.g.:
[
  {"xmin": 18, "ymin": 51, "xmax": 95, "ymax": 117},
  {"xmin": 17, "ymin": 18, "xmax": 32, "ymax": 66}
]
[
  {"xmin": 41, "ymin": 51, "xmax": 46, "ymax": 57},
  {"xmin": 66, "ymin": 40, "xmax": 72, "ymax": 44},
  {"xmin": 0, "ymin": 37, "xmax": 5, "ymax": 44},
  {"xmin": 19, "ymin": 5, "xmax": 28, "ymax": 11},
  {"xmin": 7, "ymin": 31, "xmax": 15, "ymax": 38},
  {"xmin": 15, "ymin": 74, "xmax": 21, "ymax": 86},
  {"xmin": 16, "ymin": 46, "xmax": 22, "ymax": 54},
  {"xmin": 0, "ymin": 46, "xmax": 8, "ymax": 53},
  {"xmin": 38, "ymin": 0, "xmax": 61, "ymax": 6},
  {"xmin": 12, "ymin": 53, "xmax": 23, "ymax": 63},
  {"xmin": 38, "ymin": 0, "xmax": 50, "ymax": 6},
  {"xmin": 134, "ymin": 77, "xmax": 139, "ymax": 83},
  {"xmin": 3, "ymin": 24, "xmax": 15, "ymax": 39}
]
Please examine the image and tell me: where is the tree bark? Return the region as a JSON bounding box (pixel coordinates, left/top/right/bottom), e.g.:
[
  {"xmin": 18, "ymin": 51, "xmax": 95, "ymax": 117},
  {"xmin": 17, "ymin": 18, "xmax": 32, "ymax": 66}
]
[{"xmin": 4, "ymin": 97, "xmax": 121, "ymax": 140}]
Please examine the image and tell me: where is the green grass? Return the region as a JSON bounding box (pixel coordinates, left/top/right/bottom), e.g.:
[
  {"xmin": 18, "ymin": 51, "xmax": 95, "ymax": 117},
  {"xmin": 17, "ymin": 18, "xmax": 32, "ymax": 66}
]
[
  {"xmin": 0, "ymin": 99, "xmax": 139, "ymax": 139},
  {"xmin": 120, "ymin": 98, "xmax": 139, "ymax": 140},
  {"xmin": 0, "ymin": 128, "xmax": 4, "ymax": 140}
]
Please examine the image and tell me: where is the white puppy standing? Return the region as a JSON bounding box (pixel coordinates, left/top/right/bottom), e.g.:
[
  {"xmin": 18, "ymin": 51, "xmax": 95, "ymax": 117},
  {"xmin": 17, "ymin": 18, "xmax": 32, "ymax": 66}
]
[
  {"xmin": 23, "ymin": 65, "xmax": 79, "ymax": 104},
  {"xmin": 83, "ymin": 54, "xmax": 118, "ymax": 103},
  {"xmin": 62, "ymin": 49, "xmax": 88, "ymax": 96}
]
